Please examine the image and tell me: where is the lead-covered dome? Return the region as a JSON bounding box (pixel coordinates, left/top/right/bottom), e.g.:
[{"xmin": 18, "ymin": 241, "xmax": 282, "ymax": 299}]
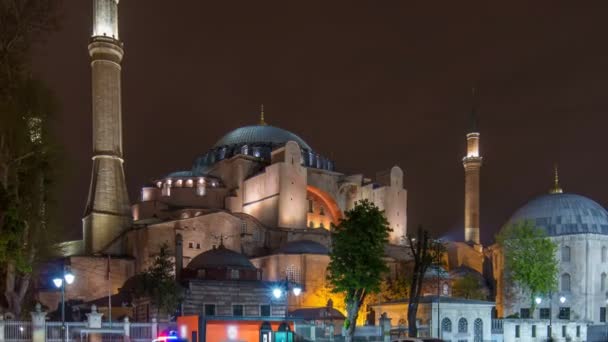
[
  {"xmin": 189, "ymin": 122, "xmax": 335, "ymax": 175},
  {"xmin": 505, "ymin": 193, "xmax": 608, "ymax": 236},
  {"xmin": 214, "ymin": 125, "xmax": 312, "ymax": 150},
  {"xmin": 187, "ymin": 245, "xmax": 256, "ymax": 270},
  {"xmin": 276, "ymin": 240, "xmax": 329, "ymax": 255}
]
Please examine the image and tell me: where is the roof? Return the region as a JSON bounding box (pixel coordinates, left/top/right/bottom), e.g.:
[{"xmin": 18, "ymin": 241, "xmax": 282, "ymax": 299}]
[
  {"xmin": 187, "ymin": 245, "xmax": 256, "ymax": 270},
  {"xmin": 505, "ymin": 193, "xmax": 608, "ymax": 236},
  {"xmin": 289, "ymin": 307, "xmax": 345, "ymax": 320},
  {"xmin": 276, "ymin": 240, "xmax": 329, "ymax": 255},
  {"xmin": 214, "ymin": 124, "xmax": 312, "ymax": 150},
  {"xmin": 373, "ymin": 296, "xmax": 495, "ymax": 306}
]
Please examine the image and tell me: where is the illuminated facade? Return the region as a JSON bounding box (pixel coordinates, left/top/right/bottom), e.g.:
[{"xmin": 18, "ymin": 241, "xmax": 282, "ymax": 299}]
[{"xmin": 124, "ymin": 119, "xmax": 408, "ymax": 303}]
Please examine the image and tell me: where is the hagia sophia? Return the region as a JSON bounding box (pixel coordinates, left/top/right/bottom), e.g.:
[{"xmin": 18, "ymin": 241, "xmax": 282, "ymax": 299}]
[{"xmin": 37, "ymin": 0, "xmax": 608, "ymax": 340}]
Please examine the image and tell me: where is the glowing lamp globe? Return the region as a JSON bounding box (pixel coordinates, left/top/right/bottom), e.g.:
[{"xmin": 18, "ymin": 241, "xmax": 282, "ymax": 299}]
[
  {"xmin": 53, "ymin": 278, "xmax": 63, "ymax": 288},
  {"xmin": 292, "ymin": 286, "xmax": 302, "ymax": 297},
  {"xmin": 559, "ymin": 296, "xmax": 566, "ymax": 304},
  {"xmin": 64, "ymin": 272, "xmax": 75, "ymax": 285},
  {"xmin": 534, "ymin": 297, "xmax": 542, "ymax": 305},
  {"xmin": 272, "ymin": 288, "xmax": 283, "ymax": 299}
]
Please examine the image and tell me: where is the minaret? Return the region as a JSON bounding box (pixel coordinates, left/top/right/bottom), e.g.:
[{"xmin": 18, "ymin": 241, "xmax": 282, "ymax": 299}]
[
  {"xmin": 83, "ymin": 0, "xmax": 131, "ymax": 255},
  {"xmin": 463, "ymin": 95, "xmax": 482, "ymax": 246}
]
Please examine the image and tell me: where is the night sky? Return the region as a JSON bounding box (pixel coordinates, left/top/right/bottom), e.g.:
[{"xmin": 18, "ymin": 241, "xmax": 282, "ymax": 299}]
[{"xmin": 31, "ymin": 1, "xmax": 608, "ymax": 244}]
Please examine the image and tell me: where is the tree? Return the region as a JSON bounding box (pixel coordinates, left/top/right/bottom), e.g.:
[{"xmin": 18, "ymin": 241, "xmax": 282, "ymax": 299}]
[
  {"xmin": 452, "ymin": 274, "xmax": 487, "ymax": 300},
  {"xmin": 405, "ymin": 226, "xmax": 445, "ymax": 337},
  {"xmin": 327, "ymin": 199, "xmax": 392, "ymax": 341},
  {"xmin": 134, "ymin": 243, "xmax": 182, "ymax": 319},
  {"xmin": 0, "ymin": 0, "xmax": 61, "ymax": 317},
  {"xmin": 496, "ymin": 220, "xmax": 558, "ymax": 313}
]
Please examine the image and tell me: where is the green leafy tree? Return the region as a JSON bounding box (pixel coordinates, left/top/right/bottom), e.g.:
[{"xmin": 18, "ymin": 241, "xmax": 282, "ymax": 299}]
[
  {"xmin": 496, "ymin": 220, "xmax": 558, "ymax": 312},
  {"xmin": 327, "ymin": 199, "xmax": 392, "ymax": 341},
  {"xmin": 405, "ymin": 226, "xmax": 445, "ymax": 337},
  {"xmin": 0, "ymin": 0, "xmax": 61, "ymax": 316},
  {"xmin": 134, "ymin": 243, "xmax": 182, "ymax": 319},
  {"xmin": 452, "ymin": 274, "xmax": 487, "ymax": 300}
]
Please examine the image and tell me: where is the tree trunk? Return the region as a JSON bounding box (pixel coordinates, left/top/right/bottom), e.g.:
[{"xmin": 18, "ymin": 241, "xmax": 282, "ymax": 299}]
[
  {"xmin": 345, "ymin": 300, "xmax": 361, "ymax": 342},
  {"xmin": 407, "ymin": 302, "xmax": 418, "ymax": 337}
]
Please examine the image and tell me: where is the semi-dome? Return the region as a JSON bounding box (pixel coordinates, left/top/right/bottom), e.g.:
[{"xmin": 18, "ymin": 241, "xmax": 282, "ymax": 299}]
[
  {"xmin": 214, "ymin": 124, "xmax": 312, "ymax": 151},
  {"xmin": 276, "ymin": 240, "xmax": 329, "ymax": 255},
  {"xmin": 187, "ymin": 245, "xmax": 256, "ymax": 270},
  {"xmin": 505, "ymin": 193, "xmax": 608, "ymax": 236}
]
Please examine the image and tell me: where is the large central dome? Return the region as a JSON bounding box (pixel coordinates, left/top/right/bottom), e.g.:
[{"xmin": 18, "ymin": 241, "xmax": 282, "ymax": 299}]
[
  {"xmin": 505, "ymin": 193, "xmax": 608, "ymax": 236},
  {"xmin": 214, "ymin": 125, "xmax": 312, "ymax": 150}
]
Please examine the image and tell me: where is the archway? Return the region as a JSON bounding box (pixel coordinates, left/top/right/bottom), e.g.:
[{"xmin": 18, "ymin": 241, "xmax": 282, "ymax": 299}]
[{"xmin": 306, "ymin": 186, "xmax": 342, "ymax": 229}]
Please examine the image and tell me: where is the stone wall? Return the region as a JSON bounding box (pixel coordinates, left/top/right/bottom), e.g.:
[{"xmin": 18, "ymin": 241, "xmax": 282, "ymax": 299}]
[{"xmin": 182, "ymin": 280, "xmax": 286, "ymax": 317}]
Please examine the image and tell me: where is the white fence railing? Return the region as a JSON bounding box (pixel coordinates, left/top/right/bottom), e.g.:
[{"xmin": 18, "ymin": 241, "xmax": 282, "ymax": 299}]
[
  {"xmin": 45, "ymin": 321, "xmax": 88, "ymax": 342},
  {"xmin": 4, "ymin": 321, "xmax": 32, "ymax": 342}
]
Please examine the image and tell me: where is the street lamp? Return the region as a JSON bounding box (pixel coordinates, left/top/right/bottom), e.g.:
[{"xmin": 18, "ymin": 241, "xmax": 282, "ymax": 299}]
[
  {"xmin": 272, "ymin": 278, "xmax": 302, "ymax": 318},
  {"xmin": 53, "ymin": 265, "xmax": 75, "ymax": 341}
]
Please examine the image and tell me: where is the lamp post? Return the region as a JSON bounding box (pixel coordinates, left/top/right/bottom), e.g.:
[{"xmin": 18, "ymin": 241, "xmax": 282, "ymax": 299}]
[
  {"xmin": 272, "ymin": 277, "xmax": 302, "ymax": 319},
  {"xmin": 53, "ymin": 265, "xmax": 75, "ymax": 341},
  {"xmin": 536, "ymin": 292, "xmax": 566, "ymax": 342}
]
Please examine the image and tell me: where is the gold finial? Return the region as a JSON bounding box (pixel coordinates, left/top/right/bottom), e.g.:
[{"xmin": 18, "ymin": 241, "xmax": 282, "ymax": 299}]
[
  {"xmin": 550, "ymin": 164, "xmax": 563, "ymax": 194},
  {"xmin": 259, "ymin": 104, "xmax": 267, "ymax": 126}
]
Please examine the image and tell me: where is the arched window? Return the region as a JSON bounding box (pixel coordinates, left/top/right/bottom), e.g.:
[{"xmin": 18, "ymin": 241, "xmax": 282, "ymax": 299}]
[
  {"xmin": 602, "ymin": 273, "xmax": 607, "ymax": 292},
  {"xmin": 474, "ymin": 318, "xmax": 483, "ymax": 342},
  {"xmin": 561, "ymin": 273, "xmax": 571, "ymax": 292},
  {"xmin": 458, "ymin": 318, "xmax": 468, "ymax": 333},
  {"xmin": 561, "ymin": 246, "xmax": 571, "ymax": 262},
  {"xmin": 441, "ymin": 318, "xmax": 452, "ymax": 332},
  {"xmin": 603, "ymin": 246, "xmax": 607, "ymax": 263}
]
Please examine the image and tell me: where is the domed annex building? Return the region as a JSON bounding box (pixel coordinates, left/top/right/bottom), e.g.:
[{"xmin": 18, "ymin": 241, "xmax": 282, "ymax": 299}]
[{"xmin": 493, "ymin": 178, "xmax": 608, "ymax": 323}]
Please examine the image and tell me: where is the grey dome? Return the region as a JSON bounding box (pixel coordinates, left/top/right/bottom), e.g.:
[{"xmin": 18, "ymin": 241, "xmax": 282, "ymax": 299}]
[
  {"xmin": 214, "ymin": 125, "xmax": 312, "ymax": 150},
  {"xmin": 187, "ymin": 245, "xmax": 256, "ymax": 270},
  {"xmin": 505, "ymin": 193, "xmax": 608, "ymax": 236},
  {"xmin": 277, "ymin": 240, "xmax": 329, "ymax": 255}
]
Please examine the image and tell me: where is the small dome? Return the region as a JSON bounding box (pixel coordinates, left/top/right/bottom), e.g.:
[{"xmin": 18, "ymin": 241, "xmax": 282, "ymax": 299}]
[
  {"xmin": 505, "ymin": 193, "xmax": 608, "ymax": 236},
  {"xmin": 277, "ymin": 240, "xmax": 329, "ymax": 255},
  {"xmin": 187, "ymin": 245, "xmax": 256, "ymax": 270},
  {"xmin": 214, "ymin": 125, "xmax": 312, "ymax": 150}
]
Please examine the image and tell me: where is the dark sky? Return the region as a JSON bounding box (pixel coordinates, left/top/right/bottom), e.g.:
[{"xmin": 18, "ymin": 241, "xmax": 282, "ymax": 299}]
[{"xmin": 32, "ymin": 1, "xmax": 608, "ymax": 244}]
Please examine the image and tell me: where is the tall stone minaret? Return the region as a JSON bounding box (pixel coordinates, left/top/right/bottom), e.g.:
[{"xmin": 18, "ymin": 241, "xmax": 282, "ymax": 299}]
[
  {"xmin": 463, "ymin": 100, "xmax": 482, "ymax": 246},
  {"xmin": 83, "ymin": 0, "xmax": 131, "ymax": 255}
]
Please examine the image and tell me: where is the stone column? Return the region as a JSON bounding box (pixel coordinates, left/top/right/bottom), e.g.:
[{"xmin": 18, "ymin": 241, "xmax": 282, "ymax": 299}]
[
  {"xmin": 123, "ymin": 316, "xmax": 130, "ymax": 341},
  {"xmin": 0, "ymin": 314, "xmax": 5, "ymax": 342},
  {"xmin": 379, "ymin": 313, "xmax": 392, "ymax": 342},
  {"xmin": 30, "ymin": 303, "xmax": 47, "ymax": 342},
  {"xmin": 151, "ymin": 317, "xmax": 158, "ymax": 338},
  {"xmin": 87, "ymin": 304, "xmax": 104, "ymax": 342}
]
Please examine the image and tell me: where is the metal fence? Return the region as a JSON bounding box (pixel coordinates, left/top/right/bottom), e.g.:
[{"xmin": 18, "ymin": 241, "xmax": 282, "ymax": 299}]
[
  {"xmin": 491, "ymin": 319, "xmax": 503, "ymax": 334},
  {"xmin": 4, "ymin": 321, "xmax": 32, "ymax": 342},
  {"xmin": 46, "ymin": 321, "xmax": 88, "ymax": 342},
  {"xmin": 130, "ymin": 322, "xmax": 155, "ymax": 342}
]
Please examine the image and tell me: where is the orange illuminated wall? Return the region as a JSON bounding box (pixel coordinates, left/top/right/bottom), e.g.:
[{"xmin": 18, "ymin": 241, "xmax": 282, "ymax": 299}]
[
  {"xmin": 205, "ymin": 321, "xmax": 290, "ymax": 342},
  {"xmin": 177, "ymin": 315, "xmax": 199, "ymax": 341},
  {"xmin": 306, "ymin": 186, "xmax": 341, "ymax": 229}
]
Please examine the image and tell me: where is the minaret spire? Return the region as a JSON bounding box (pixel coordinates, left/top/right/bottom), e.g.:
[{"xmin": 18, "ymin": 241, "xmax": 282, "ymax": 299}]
[
  {"xmin": 259, "ymin": 104, "xmax": 267, "ymax": 126},
  {"xmin": 550, "ymin": 164, "xmax": 563, "ymax": 194},
  {"xmin": 463, "ymin": 87, "xmax": 483, "ymax": 247},
  {"xmin": 83, "ymin": 0, "xmax": 131, "ymax": 255}
]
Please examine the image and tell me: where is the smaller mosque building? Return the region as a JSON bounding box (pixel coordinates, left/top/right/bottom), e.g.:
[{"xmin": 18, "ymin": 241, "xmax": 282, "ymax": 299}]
[{"xmin": 493, "ymin": 174, "xmax": 608, "ymax": 324}]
